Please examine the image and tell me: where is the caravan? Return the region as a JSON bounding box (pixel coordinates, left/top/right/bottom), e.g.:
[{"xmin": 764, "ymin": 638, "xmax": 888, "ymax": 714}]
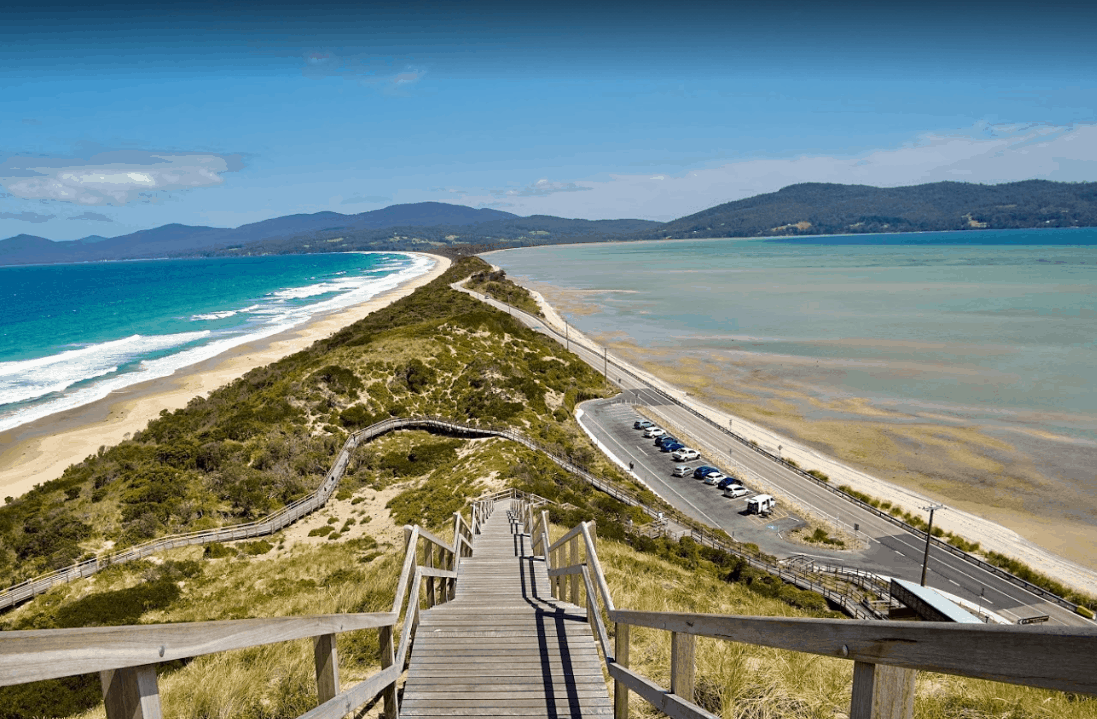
[{"xmin": 746, "ymin": 494, "xmax": 775, "ymax": 516}]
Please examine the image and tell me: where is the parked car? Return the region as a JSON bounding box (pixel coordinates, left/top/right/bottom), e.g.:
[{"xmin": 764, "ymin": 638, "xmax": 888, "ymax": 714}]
[
  {"xmin": 644, "ymin": 427, "xmax": 666, "ymax": 438},
  {"xmin": 724, "ymin": 485, "xmax": 750, "ymax": 499},
  {"xmin": 656, "ymin": 435, "xmax": 679, "ymax": 448},
  {"xmin": 672, "ymin": 448, "xmax": 700, "ymax": 462},
  {"xmin": 672, "ymin": 465, "xmax": 693, "ymax": 478},
  {"xmin": 703, "ymin": 472, "xmax": 727, "ymax": 486},
  {"xmin": 693, "ymin": 466, "xmax": 719, "ymax": 480},
  {"xmin": 717, "ymin": 475, "xmax": 741, "ymax": 489},
  {"xmin": 661, "ymin": 442, "xmax": 686, "ymax": 454},
  {"xmin": 634, "ymin": 419, "xmax": 654, "ymax": 430}
]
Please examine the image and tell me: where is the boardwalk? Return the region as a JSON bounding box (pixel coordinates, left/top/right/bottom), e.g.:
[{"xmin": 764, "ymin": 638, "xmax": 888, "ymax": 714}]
[{"xmin": 402, "ymin": 500, "xmax": 613, "ymax": 717}]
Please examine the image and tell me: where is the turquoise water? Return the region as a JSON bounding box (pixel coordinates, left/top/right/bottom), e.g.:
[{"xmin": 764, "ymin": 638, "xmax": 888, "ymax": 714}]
[
  {"xmin": 0, "ymin": 252, "xmax": 432, "ymax": 432},
  {"xmin": 492, "ymin": 228, "xmax": 1097, "ymax": 446}
]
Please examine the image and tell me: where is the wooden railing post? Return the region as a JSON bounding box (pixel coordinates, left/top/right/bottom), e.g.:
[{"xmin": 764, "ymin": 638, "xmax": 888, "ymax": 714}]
[
  {"xmin": 569, "ymin": 537, "xmax": 580, "ymax": 604},
  {"xmin": 426, "ymin": 543, "xmax": 436, "ymax": 608},
  {"xmin": 614, "ymin": 623, "xmax": 630, "ymax": 719},
  {"xmin": 101, "ymin": 665, "xmax": 162, "ymax": 719},
  {"xmin": 379, "ymin": 625, "xmax": 398, "ymax": 719},
  {"xmin": 670, "ymin": 632, "xmax": 695, "ymax": 703},
  {"xmin": 313, "ymin": 633, "xmax": 340, "ymax": 704},
  {"xmin": 850, "ymin": 662, "xmax": 916, "ymax": 719}
]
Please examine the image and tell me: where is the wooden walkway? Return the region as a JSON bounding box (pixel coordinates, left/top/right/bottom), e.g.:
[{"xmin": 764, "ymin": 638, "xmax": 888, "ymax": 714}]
[{"xmin": 402, "ymin": 500, "xmax": 612, "ymax": 717}]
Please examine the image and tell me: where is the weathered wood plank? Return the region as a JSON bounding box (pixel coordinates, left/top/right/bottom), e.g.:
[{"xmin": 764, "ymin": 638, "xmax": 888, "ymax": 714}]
[
  {"xmin": 611, "ymin": 610, "xmax": 1097, "ymax": 695},
  {"xmin": 0, "ymin": 613, "xmax": 396, "ymax": 687},
  {"xmin": 607, "ymin": 663, "xmax": 718, "ymax": 719}
]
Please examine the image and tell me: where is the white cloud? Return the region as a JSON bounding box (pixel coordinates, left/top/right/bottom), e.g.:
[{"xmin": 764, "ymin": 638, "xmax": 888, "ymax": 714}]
[
  {"xmin": 0, "ymin": 151, "xmax": 244, "ymax": 207},
  {"xmin": 455, "ymin": 122, "xmax": 1097, "ymax": 220},
  {"xmin": 492, "ymin": 179, "xmax": 593, "ymax": 198}
]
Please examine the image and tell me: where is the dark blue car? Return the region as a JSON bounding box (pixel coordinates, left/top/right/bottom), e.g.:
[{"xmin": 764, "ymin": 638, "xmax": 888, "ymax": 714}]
[
  {"xmin": 717, "ymin": 476, "xmax": 741, "ymax": 489},
  {"xmin": 655, "ymin": 435, "xmax": 678, "ymax": 447},
  {"xmin": 661, "ymin": 442, "xmax": 685, "ymax": 453},
  {"xmin": 693, "ymin": 466, "xmax": 719, "ymax": 479}
]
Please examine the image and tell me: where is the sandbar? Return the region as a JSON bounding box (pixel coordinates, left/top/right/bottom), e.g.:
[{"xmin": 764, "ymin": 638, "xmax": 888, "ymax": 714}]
[{"xmin": 0, "ymin": 253, "xmax": 451, "ymax": 504}]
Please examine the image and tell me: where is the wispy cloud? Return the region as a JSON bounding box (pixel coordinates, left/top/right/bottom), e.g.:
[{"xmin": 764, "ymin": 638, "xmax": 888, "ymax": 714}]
[
  {"xmin": 453, "ymin": 122, "xmax": 1097, "ymax": 220},
  {"xmin": 69, "ymin": 211, "xmax": 112, "ymax": 222},
  {"xmin": 302, "ymin": 50, "xmax": 426, "ymax": 91},
  {"xmin": 0, "ymin": 150, "xmax": 245, "ymax": 206},
  {"xmin": 493, "ymin": 179, "xmax": 593, "ymax": 198},
  {"xmin": 0, "ymin": 211, "xmax": 53, "ymax": 223}
]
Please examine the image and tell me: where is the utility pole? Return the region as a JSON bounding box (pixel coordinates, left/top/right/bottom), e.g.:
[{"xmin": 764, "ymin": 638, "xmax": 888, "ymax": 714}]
[
  {"xmin": 920, "ymin": 503, "xmax": 945, "ymax": 586},
  {"xmin": 565, "ymin": 322, "xmax": 569, "ymax": 352},
  {"xmin": 603, "ymin": 347, "xmax": 608, "ymax": 383}
]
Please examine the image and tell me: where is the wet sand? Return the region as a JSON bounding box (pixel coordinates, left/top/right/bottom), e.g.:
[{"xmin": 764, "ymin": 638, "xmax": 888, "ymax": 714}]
[
  {"xmin": 0, "ymin": 253, "xmax": 451, "ymax": 504},
  {"xmin": 521, "ymin": 279, "xmax": 1097, "ymax": 593}
]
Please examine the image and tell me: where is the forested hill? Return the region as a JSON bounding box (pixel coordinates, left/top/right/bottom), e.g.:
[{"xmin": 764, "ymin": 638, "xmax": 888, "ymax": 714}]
[{"xmin": 643, "ymin": 180, "xmax": 1097, "ymax": 239}]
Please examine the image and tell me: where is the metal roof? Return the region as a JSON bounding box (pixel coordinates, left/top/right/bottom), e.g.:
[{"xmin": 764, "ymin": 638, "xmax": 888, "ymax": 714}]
[{"xmin": 890, "ymin": 578, "xmax": 983, "ymax": 623}]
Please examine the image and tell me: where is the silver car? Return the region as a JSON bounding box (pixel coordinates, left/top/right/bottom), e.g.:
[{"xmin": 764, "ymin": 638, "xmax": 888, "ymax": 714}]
[{"xmin": 672, "ymin": 448, "xmax": 700, "ymax": 462}]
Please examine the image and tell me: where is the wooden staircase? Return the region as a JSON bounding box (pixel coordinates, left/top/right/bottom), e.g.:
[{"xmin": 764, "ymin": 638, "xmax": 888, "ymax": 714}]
[{"xmin": 402, "ymin": 499, "xmax": 613, "ymax": 717}]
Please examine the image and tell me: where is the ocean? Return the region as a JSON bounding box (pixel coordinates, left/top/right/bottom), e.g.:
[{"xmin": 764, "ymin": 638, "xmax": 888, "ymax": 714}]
[
  {"xmin": 491, "ymin": 228, "xmax": 1097, "ymax": 538},
  {"xmin": 0, "ymin": 252, "xmax": 432, "ymax": 433}
]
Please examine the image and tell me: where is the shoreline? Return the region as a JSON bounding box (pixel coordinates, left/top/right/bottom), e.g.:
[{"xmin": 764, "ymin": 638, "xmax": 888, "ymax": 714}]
[
  {"xmin": 0, "ymin": 252, "xmax": 451, "ymax": 504},
  {"xmin": 517, "ymin": 280, "xmax": 1097, "ymax": 596}
]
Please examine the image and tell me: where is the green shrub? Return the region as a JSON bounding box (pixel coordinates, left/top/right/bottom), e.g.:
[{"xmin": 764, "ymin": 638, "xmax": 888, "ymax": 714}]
[
  {"xmin": 241, "ymin": 540, "xmax": 273, "ymax": 555},
  {"xmin": 308, "ymin": 526, "xmax": 335, "ymax": 537},
  {"xmin": 204, "ymin": 543, "xmax": 236, "ymax": 559}
]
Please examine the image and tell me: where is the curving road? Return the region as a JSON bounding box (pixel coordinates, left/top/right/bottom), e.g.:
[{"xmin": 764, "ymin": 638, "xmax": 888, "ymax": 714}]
[{"xmin": 456, "ymin": 283, "xmax": 1093, "ymax": 627}]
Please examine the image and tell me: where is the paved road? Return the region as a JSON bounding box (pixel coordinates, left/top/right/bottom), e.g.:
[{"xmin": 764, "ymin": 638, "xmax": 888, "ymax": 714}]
[{"xmin": 457, "ymin": 285, "xmax": 1092, "ymax": 627}]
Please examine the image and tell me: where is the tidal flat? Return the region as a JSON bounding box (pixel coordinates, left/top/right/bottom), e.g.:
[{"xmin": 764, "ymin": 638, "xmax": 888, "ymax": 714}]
[{"xmin": 490, "ymin": 231, "xmax": 1097, "ymax": 571}]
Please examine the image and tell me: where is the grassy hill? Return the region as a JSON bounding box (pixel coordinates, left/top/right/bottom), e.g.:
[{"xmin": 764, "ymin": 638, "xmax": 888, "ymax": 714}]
[{"xmin": 644, "ymin": 180, "xmax": 1097, "ymax": 239}]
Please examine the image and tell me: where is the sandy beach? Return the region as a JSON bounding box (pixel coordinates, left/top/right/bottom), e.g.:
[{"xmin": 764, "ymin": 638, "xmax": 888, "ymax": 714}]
[
  {"xmin": 0, "ymin": 253, "xmax": 451, "ymax": 504},
  {"xmin": 517, "ymin": 279, "xmax": 1097, "ymax": 595}
]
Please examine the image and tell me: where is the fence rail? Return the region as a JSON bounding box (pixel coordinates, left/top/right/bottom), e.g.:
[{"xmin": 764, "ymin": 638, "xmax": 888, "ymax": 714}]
[
  {"xmin": 465, "ymin": 286, "xmax": 1088, "ymax": 616},
  {"xmin": 512, "ymin": 498, "xmax": 1097, "ymax": 719}
]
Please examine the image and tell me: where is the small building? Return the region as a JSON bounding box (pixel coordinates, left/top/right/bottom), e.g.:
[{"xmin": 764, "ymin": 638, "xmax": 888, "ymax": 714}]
[{"xmin": 889, "ymin": 578, "xmax": 983, "ymax": 623}]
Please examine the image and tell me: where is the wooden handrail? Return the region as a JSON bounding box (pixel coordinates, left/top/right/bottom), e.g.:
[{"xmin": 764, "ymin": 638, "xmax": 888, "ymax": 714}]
[
  {"xmin": 535, "ymin": 516, "xmax": 1097, "ymax": 719},
  {"xmin": 610, "ymin": 610, "xmax": 1097, "ymax": 695},
  {"xmin": 0, "ymin": 612, "xmax": 396, "ymax": 687},
  {"xmin": 0, "ymin": 490, "xmax": 498, "ymax": 719}
]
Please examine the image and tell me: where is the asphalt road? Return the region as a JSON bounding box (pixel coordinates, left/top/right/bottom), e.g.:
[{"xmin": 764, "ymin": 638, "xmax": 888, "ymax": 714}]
[{"xmin": 457, "ymin": 284, "xmax": 1092, "ymax": 627}]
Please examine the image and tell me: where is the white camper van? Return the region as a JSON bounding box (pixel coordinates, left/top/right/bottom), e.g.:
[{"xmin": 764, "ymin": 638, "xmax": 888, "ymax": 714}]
[{"xmin": 746, "ymin": 494, "xmax": 775, "ymax": 516}]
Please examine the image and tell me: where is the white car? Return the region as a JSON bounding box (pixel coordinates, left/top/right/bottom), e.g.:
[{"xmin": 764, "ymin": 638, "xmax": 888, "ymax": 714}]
[
  {"xmin": 724, "ymin": 485, "xmax": 750, "ymax": 499},
  {"xmin": 672, "ymin": 465, "xmax": 693, "ymax": 478},
  {"xmin": 703, "ymin": 472, "xmax": 727, "ymax": 486},
  {"xmin": 644, "ymin": 427, "xmax": 666, "ymax": 438},
  {"xmin": 672, "ymin": 448, "xmax": 700, "ymax": 462}
]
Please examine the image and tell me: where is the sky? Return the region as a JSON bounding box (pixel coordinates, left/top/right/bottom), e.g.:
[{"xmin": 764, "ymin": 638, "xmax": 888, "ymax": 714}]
[{"xmin": 2, "ymin": 0, "xmax": 1096, "ymax": 240}]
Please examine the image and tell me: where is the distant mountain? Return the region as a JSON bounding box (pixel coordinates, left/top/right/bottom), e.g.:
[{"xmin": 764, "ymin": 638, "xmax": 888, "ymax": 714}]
[
  {"xmin": 0, "ymin": 203, "xmax": 522, "ymax": 266},
  {"xmin": 644, "ymin": 180, "xmax": 1097, "ymax": 239},
  {"xmin": 5, "ymin": 182, "xmax": 1096, "ymax": 266}
]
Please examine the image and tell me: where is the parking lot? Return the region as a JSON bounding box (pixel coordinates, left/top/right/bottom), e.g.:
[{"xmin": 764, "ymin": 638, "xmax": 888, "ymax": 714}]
[{"xmin": 580, "ymin": 399, "xmax": 808, "ymax": 548}]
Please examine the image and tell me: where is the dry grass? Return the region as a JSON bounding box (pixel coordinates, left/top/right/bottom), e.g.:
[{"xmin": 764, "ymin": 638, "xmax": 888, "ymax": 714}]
[{"xmin": 591, "ymin": 529, "xmax": 1096, "ymax": 719}]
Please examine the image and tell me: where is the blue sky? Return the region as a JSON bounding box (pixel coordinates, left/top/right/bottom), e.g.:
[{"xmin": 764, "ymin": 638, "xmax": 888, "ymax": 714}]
[{"xmin": 2, "ymin": 0, "xmax": 1096, "ymax": 240}]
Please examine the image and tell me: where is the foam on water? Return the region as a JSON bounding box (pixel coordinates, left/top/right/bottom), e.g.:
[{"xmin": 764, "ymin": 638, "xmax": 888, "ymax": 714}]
[{"xmin": 0, "ymin": 252, "xmax": 434, "ymax": 433}]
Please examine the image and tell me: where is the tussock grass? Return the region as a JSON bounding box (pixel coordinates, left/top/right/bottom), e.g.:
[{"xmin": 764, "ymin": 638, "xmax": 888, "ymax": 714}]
[{"xmin": 592, "ymin": 531, "xmax": 1095, "ymax": 719}]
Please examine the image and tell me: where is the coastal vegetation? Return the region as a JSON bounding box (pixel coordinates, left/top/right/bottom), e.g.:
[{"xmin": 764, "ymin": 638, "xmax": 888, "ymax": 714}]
[
  {"xmin": 0, "ymin": 256, "xmax": 615, "ymax": 585},
  {"xmin": 464, "ymin": 267, "xmax": 542, "ymax": 316}
]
